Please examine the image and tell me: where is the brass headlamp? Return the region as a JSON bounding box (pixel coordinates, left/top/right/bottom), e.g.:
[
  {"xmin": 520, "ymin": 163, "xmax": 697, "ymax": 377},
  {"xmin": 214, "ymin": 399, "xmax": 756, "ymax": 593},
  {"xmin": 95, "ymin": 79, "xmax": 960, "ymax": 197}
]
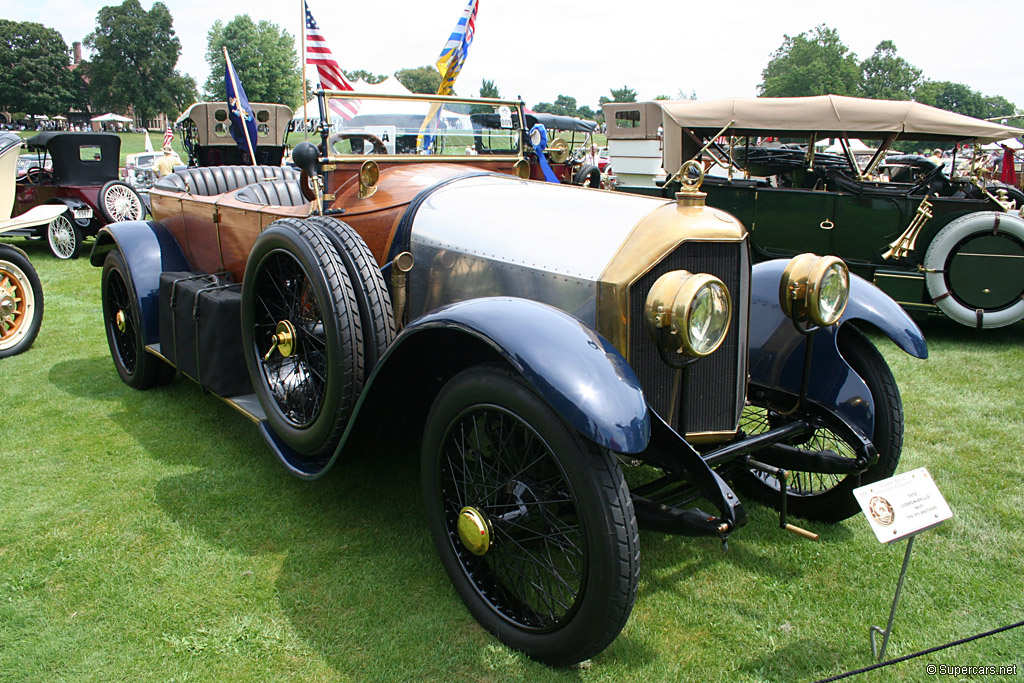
[
  {"xmin": 644, "ymin": 270, "xmax": 731, "ymax": 364},
  {"xmin": 779, "ymin": 254, "xmax": 850, "ymax": 327}
]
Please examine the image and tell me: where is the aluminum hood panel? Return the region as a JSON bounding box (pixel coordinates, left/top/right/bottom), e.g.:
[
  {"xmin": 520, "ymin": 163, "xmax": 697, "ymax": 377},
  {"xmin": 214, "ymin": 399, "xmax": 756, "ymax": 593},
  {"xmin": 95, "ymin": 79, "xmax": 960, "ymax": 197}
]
[{"xmin": 410, "ymin": 174, "xmax": 669, "ymax": 281}]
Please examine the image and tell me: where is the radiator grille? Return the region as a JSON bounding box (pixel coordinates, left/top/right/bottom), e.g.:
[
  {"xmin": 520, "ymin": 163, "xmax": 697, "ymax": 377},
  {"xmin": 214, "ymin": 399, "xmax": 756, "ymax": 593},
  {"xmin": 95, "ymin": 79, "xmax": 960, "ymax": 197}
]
[{"xmin": 628, "ymin": 240, "xmax": 749, "ymax": 434}]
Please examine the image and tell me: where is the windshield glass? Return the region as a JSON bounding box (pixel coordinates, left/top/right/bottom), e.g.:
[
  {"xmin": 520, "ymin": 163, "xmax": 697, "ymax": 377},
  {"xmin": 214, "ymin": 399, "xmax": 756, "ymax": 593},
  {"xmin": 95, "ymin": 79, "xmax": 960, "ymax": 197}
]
[{"xmin": 319, "ymin": 91, "xmax": 524, "ymax": 158}]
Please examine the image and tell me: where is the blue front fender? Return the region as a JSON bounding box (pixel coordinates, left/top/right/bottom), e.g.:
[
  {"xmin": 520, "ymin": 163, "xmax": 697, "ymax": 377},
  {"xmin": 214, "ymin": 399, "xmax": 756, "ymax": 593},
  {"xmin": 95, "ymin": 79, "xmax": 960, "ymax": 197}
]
[
  {"xmin": 749, "ymin": 260, "xmax": 927, "ymax": 439},
  {"xmin": 400, "ymin": 297, "xmax": 651, "ymax": 453},
  {"xmin": 90, "ymin": 221, "xmax": 189, "ymax": 344}
]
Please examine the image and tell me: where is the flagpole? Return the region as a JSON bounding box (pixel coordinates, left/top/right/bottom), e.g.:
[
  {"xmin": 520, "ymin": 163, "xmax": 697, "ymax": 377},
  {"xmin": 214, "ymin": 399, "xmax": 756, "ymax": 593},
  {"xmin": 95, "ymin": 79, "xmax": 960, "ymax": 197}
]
[
  {"xmin": 224, "ymin": 46, "xmax": 258, "ymax": 166},
  {"xmin": 300, "ymin": 0, "xmax": 309, "ymax": 140}
]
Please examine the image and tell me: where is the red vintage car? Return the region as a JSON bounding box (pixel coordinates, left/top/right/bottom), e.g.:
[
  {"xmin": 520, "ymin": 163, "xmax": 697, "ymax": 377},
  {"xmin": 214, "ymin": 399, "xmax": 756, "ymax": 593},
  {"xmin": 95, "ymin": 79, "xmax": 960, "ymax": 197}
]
[{"xmin": 13, "ymin": 132, "xmax": 146, "ymax": 259}]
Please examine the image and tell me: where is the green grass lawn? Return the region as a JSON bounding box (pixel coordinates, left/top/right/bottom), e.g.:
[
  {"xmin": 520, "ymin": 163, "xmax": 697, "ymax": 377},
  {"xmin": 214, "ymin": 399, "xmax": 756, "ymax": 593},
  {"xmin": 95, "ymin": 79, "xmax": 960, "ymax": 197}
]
[{"xmin": 1, "ymin": 240, "xmax": 1021, "ymax": 682}]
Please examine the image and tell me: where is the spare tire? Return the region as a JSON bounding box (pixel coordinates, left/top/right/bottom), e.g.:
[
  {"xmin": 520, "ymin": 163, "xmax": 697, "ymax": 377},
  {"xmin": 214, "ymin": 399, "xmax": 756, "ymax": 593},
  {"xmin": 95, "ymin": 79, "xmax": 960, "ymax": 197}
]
[
  {"xmin": 923, "ymin": 211, "xmax": 1024, "ymax": 328},
  {"xmin": 241, "ymin": 219, "xmax": 364, "ymax": 459},
  {"xmin": 573, "ymin": 163, "xmax": 601, "ymax": 188},
  {"xmin": 304, "ymin": 216, "xmax": 395, "ymax": 371}
]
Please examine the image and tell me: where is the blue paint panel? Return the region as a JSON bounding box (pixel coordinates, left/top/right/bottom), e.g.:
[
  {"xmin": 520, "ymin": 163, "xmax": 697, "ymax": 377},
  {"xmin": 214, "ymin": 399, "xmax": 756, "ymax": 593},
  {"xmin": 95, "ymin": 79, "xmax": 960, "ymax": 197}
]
[
  {"xmin": 749, "ymin": 260, "xmax": 927, "ymax": 438},
  {"xmin": 396, "ymin": 297, "xmax": 651, "ymax": 453},
  {"xmin": 90, "ymin": 221, "xmax": 189, "ymax": 344}
]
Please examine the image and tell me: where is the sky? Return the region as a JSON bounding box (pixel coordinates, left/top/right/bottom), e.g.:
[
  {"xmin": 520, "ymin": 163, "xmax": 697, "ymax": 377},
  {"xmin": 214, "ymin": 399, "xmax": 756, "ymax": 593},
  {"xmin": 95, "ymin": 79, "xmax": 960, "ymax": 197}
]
[{"xmin": 7, "ymin": 0, "xmax": 1024, "ymax": 113}]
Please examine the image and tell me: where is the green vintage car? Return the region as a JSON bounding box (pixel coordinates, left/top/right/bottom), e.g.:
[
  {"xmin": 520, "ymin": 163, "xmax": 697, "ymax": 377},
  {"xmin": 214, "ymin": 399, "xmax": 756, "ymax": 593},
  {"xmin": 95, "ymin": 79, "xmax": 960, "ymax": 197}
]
[{"xmin": 605, "ymin": 96, "xmax": 1024, "ymax": 329}]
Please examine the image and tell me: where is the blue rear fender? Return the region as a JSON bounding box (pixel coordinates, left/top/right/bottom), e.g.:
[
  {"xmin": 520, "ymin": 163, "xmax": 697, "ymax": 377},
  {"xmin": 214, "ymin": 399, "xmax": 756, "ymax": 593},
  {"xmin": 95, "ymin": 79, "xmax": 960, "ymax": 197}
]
[
  {"xmin": 749, "ymin": 259, "xmax": 928, "ymax": 439},
  {"xmin": 90, "ymin": 221, "xmax": 190, "ymax": 344}
]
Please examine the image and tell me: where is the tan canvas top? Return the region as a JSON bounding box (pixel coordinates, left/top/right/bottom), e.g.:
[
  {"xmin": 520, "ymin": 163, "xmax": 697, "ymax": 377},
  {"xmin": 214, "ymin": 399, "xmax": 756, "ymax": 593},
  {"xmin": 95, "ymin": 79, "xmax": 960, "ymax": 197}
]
[{"xmin": 658, "ymin": 95, "xmax": 1024, "ymax": 144}]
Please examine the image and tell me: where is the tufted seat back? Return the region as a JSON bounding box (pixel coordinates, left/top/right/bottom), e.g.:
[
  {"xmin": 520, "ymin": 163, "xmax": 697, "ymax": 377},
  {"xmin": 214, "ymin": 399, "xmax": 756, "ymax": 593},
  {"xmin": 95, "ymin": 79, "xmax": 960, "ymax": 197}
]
[
  {"xmin": 235, "ymin": 179, "xmax": 310, "ymax": 207},
  {"xmin": 153, "ymin": 165, "xmax": 300, "ymax": 196}
]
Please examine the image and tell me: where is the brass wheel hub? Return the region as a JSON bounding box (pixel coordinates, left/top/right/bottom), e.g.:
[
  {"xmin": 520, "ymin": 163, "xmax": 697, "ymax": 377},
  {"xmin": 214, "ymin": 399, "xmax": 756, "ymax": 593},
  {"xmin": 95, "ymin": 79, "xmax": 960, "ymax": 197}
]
[
  {"xmin": 115, "ymin": 309, "xmax": 127, "ymax": 333},
  {"xmin": 264, "ymin": 320, "xmax": 297, "ymax": 360},
  {"xmin": 457, "ymin": 506, "xmax": 492, "ymax": 556}
]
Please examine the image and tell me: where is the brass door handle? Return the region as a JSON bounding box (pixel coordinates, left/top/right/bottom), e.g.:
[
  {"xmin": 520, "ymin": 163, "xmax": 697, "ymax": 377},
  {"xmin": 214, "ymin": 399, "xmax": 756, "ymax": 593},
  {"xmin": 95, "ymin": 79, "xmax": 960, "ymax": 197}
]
[{"xmin": 820, "ymin": 219, "xmax": 834, "ymax": 230}]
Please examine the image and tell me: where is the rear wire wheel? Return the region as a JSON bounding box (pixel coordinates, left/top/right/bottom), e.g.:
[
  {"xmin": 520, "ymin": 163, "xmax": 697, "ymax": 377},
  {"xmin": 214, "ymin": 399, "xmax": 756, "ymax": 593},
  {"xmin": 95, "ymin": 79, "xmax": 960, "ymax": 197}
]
[
  {"xmin": 101, "ymin": 250, "xmax": 173, "ymax": 388},
  {"xmin": 241, "ymin": 220, "xmax": 363, "ymax": 458},
  {"xmin": 422, "ymin": 363, "xmax": 639, "ymax": 665},
  {"xmin": 735, "ymin": 325, "xmax": 903, "ymax": 522}
]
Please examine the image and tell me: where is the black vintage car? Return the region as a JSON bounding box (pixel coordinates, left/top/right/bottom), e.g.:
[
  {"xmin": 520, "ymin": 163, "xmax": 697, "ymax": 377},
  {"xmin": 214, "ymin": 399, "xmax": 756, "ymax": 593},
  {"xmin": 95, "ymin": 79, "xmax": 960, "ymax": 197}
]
[
  {"xmin": 12, "ymin": 132, "xmax": 146, "ymax": 259},
  {"xmin": 605, "ymin": 96, "xmax": 1024, "ymax": 329},
  {"xmin": 91, "ymin": 88, "xmax": 928, "ymax": 665}
]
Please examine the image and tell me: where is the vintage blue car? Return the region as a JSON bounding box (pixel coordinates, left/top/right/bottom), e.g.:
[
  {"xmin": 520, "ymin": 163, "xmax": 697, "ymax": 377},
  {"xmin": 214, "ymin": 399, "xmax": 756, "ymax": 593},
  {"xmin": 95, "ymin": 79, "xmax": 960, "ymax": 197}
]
[{"xmin": 90, "ymin": 89, "xmax": 926, "ymax": 665}]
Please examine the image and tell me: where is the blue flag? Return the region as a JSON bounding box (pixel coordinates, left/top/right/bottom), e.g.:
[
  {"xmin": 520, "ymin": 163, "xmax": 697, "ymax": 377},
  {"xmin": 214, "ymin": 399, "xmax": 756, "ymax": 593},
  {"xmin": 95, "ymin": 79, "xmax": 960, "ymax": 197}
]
[{"xmin": 224, "ymin": 48, "xmax": 257, "ymax": 159}]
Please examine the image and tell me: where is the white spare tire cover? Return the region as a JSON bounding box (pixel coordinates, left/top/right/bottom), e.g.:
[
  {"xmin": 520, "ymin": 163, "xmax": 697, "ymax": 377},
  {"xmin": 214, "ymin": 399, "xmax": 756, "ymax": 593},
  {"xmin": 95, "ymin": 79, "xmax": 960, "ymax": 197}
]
[{"xmin": 923, "ymin": 211, "xmax": 1024, "ymax": 328}]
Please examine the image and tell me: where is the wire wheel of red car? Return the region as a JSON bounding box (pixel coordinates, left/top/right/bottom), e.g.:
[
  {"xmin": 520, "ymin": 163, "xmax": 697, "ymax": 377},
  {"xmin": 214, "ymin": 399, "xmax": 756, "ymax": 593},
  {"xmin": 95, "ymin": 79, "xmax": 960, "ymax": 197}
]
[
  {"xmin": 735, "ymin": 326, "xmax": 903, "ymax": 523},
  {"xmin": 101, "ymin": 250, "xmax": 174, "ymax": 389},
  {"xmin": 46, "ymin": 211, "xmax": 82, "ymax": 259},
  {"xmin": 421, "ymin": 363, "xmax": 639, "ymax": 666},
  {"xmin": 99, "ymin": 180, "xmax": 145, "ymax": 223},
  {"xmin": 241, "ymin": 220, "xmax": 363, "ymax": 459},
  {"xmin": 0, "ymin": 245, "xmax": 44, "ymax": 359}
]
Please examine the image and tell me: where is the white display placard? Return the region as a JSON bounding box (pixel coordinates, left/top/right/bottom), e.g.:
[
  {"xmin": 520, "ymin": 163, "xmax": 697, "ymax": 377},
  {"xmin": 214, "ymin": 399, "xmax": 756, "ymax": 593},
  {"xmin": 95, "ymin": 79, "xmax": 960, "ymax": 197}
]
[{"xmin": 853, "ymin": 467, "xmax": 952, "ymax": 543}]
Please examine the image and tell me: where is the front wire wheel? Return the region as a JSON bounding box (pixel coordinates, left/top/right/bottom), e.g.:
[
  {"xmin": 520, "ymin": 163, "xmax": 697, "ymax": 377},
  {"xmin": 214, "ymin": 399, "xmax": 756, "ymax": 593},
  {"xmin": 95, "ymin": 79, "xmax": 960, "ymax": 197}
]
[
  {"xmin": 0, "ymin": 245, "xmax": 43, "ymax": 358},
  {"xmin": 47, "ymin": 211, "xmax": 82, "ymax": 259},
  {"xmin": 735, "ymin": 325, "xmax": 904, "ymax": 522},
  {"xmin": 422, "ymin": 364, "xmax": 639, "ymax": 666}
]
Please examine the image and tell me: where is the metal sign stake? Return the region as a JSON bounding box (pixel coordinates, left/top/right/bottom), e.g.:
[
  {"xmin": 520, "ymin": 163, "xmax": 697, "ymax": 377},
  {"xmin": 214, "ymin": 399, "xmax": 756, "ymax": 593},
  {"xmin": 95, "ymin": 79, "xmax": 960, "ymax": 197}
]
[{"xmin": 869, "ymin": 533, "xmax": 916, "ymax": 660}]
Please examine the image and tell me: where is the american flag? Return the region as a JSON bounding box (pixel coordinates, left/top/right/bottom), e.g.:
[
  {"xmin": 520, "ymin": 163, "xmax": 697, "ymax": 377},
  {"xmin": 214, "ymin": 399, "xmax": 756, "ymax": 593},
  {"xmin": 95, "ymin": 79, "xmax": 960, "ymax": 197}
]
[
  {"xmin": 305, "ymin": 1, "xmax": 359, "ymax": 119},
  {"xmin": 163, "ymin": 127, "xmax": 174, "ymax": 147},
  {"xmin": 435, "ymin": 0, "xmax": 478, "ymax": 96}
]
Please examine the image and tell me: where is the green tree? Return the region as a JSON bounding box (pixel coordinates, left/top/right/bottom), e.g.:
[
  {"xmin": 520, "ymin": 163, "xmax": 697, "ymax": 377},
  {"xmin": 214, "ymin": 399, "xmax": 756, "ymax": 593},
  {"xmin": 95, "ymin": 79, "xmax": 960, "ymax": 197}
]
[
  {"xmin": 479, "ymin": 78, "xmax": 500, "ymax": 99},
  {"xmin": 344, "ymin": 69, "xmax": 387, "ymax": 85},
  {"xmin": 394, "ymin": 65, "xmax": 442, "ymax": 94},
  {"xmin": 860, "ymin": 40, "xmax": 921, "ymax": 100},
  {"xmin": 85, "ymin": 0, "xmax": 195, "ymax": 124},
  {"xmin": 914, "ymin": 80, "xmax": 988, "ymax": 118},
  {"xmin": 609, "ymin": 85, "xmax": 637, "ymax": 103},
  {"xmin": 204, "ymin": 16, "xmax": 301, "ymax": 107},
  {"xmin": 758, "ymin": 24, "xmax": 861, "ymax": 97},
  {"xmin": 0, "ymin": 20, "xmax": 79, "ymax": 116}
]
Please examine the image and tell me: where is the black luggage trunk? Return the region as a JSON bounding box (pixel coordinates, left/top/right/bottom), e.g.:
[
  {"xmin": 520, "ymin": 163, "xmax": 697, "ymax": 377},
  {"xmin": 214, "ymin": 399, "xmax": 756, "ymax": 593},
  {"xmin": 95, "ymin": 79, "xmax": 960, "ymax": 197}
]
[{"xmin": 158, "ymin": 272, "xmax": 252, "ymax": 397}]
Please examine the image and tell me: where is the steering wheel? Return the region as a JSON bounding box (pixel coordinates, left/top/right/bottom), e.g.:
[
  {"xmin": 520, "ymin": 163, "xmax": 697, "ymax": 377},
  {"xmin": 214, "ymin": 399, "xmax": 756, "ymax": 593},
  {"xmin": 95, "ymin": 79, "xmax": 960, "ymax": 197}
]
[
  {"xmin": 24, "ymin": 167, "xmax": 52, "ymax": 185},
  {"xmin": 909, "ymin": 162, "xmax": 945, "ymax": 195},
  {"xmin": 327, "ymin": 132, "xmax": 388, "ymax": 156}
]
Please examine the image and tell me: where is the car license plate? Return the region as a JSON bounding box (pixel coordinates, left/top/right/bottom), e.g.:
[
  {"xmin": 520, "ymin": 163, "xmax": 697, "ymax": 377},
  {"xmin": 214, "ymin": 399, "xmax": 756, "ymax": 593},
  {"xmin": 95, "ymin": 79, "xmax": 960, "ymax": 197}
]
[{"xmin": 73, "ymin": 208, "xmax": 93, "ymax": 220}]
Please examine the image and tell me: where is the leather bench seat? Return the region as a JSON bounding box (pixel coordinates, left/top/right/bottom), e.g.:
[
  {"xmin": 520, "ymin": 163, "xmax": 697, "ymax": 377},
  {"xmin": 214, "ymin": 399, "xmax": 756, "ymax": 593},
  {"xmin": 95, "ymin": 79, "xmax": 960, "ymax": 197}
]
[
  {"xmin": 235, "ymin": 179, "xmax": 310, "ymax": 207},
  {"xmin": 153, "ymin": 165, "xmax": 299, "ymax": 196}
]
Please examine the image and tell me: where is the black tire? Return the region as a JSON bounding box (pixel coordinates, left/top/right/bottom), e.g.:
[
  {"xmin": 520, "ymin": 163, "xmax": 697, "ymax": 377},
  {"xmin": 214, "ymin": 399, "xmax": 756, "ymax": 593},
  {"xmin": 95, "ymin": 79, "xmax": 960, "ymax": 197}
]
[
  {"xmin": 304, "ymin": 216, "xmax": 395, "ymax": 370},
  {"xmin": 735, "ymin": 325, "xmax": 903, "ymax": 522},
  {"xmin": 422, "ymin": 363, "xmax": 639, "ymax": 666},
  {"xmin": 0, "ymin": 245, "xmax": 44, "ymax": 358},
  {"xmin": 241, "ymin": 219, "xmax": 363, "ymax": 458},
  {"xmin": 98, "ymin": 180, "xmax": 146, "ymax": 223},
  {"xmin": 573, "ymin": 163, "xmax": 601, "ymax": 188},
  {"xmin": 46, "ymin": 210, "xmax": 82, "ymax": 259},
  {"xmin": 101, "ymin": 250, "xmax": 174, "ymax": 389}
]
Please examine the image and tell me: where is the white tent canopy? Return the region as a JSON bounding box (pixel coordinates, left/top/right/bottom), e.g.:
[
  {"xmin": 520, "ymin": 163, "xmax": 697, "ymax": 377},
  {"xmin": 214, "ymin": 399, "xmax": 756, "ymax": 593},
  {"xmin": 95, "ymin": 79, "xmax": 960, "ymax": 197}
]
[{"xmin": 91, "ymin": 112, "xmax": 133, "ymax": 123}]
